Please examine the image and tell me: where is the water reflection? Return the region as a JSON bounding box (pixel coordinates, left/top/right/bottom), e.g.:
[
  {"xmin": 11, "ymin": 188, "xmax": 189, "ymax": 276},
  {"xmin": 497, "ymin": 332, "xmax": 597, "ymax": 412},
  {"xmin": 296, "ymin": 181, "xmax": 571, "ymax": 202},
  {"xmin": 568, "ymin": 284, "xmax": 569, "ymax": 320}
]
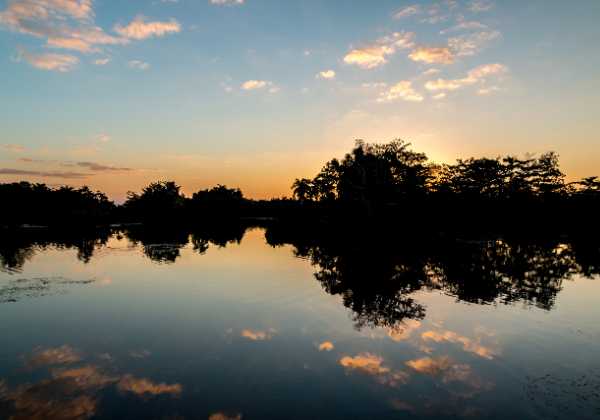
[
  {"xmin": 0, "ymin": 345, "xmax": 182, "ymax": 420},
  {"xmin": 0, "ymin": 225, "xmax": 599, "ymax": 419},
  {"xmin": 2, "ymin": 225, "xmax": 599, "ymax": 320}
]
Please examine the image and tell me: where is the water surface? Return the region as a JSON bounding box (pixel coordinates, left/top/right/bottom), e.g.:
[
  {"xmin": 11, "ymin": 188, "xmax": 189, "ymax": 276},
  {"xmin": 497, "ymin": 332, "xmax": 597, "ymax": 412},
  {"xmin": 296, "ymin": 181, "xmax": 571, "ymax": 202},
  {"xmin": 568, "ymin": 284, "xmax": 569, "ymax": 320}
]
[{"xmin": 1, "ymin": 227, "xmax": 599, "ymax": 419}]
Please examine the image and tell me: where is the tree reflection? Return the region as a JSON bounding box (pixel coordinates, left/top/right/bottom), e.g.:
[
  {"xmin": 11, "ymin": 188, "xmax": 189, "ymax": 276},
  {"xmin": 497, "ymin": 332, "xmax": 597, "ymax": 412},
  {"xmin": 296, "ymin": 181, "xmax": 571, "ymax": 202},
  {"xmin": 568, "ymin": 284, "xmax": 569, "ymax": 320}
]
[
  {"xmin": 2, "ymin": 224, "xmax": 599, "ymax": 333},
  {"xmin": 265, "ymin": 222, "xmax": 600, "ymax": 329},
  {"xmin": 0, "ymin": 229, "xmax": 111, "ymax": 273}
]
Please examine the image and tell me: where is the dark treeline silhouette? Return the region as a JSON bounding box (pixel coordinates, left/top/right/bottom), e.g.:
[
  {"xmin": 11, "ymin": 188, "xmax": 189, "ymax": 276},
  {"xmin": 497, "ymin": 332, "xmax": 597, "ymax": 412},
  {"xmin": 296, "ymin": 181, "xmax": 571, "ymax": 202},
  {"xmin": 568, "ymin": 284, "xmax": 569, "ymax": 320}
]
[
  {"xmin": 1, "ymin": 139, "xmax": 599, "ymax": 232},
  {"xmin": 3, "ymin": 223, "xmax": 599, "ymax": 331}
]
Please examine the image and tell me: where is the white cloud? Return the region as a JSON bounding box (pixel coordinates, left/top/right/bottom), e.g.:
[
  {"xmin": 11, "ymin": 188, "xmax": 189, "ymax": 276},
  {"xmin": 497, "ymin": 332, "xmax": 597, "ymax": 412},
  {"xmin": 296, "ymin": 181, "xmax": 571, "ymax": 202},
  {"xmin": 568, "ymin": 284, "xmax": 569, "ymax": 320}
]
[
  {"xmin": 0, "ymin": 0, "xmax": 125, "ymax": 54},
  {"xmin": 422, "ymin": 68, "xmax": 441, "ymax": 76},
  {"xmin": 448, "ymin": 30, "xmax": 501, "ymax": 57},
  {"xmin": 16, "ymin": 48, "xmax": 79, "ymax": 72},
  {"xmin": 378, "ymin": 80, "xmax": 424, "ymax": 103},
  {"xmin": 241, "ymin": 80, "xmax": 269, "ymax": 90},
  {"xmin": 477, "ymin": 85, "xmax": 501, "ymax": 95},
  {"xmin": 393, "ymin": 5, "xmax": 421, "ymax": 19},
  {"xmin": 93, "ymin": 58, "xmax": 110, "ymax": 66},
  {"xmin": 240, "ymin": 80, "xmax": 280, "ymax": 93},
  {"xmin": 114, "ymin": 16, "xmax": 181, "ymax": 40},
  {"xmin": 316, "ymin": 70, "xmax": 336, "ymax": 80},
  {"xmin": 344, "ymin": 31, "xmax": 415, "ymax": 69},
  {"xmin": 409, "ymin": 46, "xmax": 454, "ymax": 64},
  {"xmin": 210, "ymin": 0, "xmax": 244, "ymax": 5},
  {"xmin": 128, "ymin": 60, "xmax": 150, "ymax": 70},
  {"xmin": 469, "ymin": 0, "xmax": 494, "ymax": 13},
  {"xmin": 441, "ymin": 20, "xmax": 488, "ymax": 34},
  {"xmin": 425, "ymin": 63, "xmax": 508, "ymax": 92}
]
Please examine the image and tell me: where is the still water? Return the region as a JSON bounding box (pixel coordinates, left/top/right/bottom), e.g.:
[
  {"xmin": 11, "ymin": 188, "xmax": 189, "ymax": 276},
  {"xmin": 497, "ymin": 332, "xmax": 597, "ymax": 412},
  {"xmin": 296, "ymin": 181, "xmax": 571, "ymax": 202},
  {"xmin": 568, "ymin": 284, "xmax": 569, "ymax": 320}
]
[{"xmin": 1, "ymin": 227, "xmax": 599, "ymax": 419}]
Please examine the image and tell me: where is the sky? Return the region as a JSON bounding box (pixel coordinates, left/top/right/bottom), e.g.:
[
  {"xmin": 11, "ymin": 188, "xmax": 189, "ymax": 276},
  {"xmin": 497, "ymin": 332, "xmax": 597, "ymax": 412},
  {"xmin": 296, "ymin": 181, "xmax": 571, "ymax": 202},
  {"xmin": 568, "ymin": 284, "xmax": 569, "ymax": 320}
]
[{"xmin": 0, "ymin": 0, "xmax": 599, "ymax": 201}]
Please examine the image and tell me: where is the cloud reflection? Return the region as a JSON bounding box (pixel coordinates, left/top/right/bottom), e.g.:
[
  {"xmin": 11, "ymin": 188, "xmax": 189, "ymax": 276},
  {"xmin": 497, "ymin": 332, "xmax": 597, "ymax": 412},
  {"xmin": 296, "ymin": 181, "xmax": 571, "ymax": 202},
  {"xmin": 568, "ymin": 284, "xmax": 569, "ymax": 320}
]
[
  {"xmin": 208, "ymin": 413, "xmax": 243, "ymax": 420},
  {"xmin": 318, "ymin": 341, "xmax": 335, "ymax": 351},
  {"xmin": 27, "ymin": 345, "xmax": 82, "ymax": 368},
  {"xmin": 240, "ymin": 329, "xmax": 276, "ymax": 341},
  {"xmin": 421, "ymin": 330, "xmax": 497, "ymax": 359}
]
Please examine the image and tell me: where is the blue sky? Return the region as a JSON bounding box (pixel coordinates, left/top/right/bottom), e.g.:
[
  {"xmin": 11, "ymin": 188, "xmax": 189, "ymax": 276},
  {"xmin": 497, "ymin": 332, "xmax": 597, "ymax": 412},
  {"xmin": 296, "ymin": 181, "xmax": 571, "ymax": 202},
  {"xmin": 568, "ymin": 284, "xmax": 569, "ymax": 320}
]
[{"xmin": 1, "ymin": 0, "xmax": 599, "ymax": 200}]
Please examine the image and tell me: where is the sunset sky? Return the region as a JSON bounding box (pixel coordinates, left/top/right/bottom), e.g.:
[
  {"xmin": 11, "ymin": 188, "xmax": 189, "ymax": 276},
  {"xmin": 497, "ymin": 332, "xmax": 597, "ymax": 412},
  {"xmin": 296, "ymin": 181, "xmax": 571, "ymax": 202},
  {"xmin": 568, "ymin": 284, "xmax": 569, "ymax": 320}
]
[{"xmin": 1, "ymin": 0, "xmax": 599, "ymax": 201}]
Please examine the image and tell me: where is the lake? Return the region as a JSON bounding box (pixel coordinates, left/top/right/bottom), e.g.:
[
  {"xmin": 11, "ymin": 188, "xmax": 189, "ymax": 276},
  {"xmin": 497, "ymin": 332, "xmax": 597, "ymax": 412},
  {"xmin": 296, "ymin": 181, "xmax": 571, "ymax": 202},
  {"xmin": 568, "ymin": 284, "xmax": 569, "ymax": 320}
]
[{"xmin": 1, "ymin": 225, "xmax": 599, "ymax": 419}]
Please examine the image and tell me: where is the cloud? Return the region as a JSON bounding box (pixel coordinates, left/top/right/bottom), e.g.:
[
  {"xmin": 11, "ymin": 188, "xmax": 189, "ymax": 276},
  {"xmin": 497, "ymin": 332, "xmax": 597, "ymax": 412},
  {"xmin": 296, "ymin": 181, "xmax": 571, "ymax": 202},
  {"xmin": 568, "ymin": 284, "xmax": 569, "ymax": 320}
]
[
  {"xmin": 377, "ymin": 81, "xmax": 424, "ymax": 103},
  {"xmin": 114, "ymin": 16, "xmax": 181, "ymax": 40},
  {"xmin": 406, "ymin": 356, "xmax": 450, "ymax": 375},
  {"xmin": 344, "ymin": 31, "xmax": 415, "ymax": 69},
  {"xmin": 93, "ymin": 58, "xmax": 110, "ymax": 65},
  {"xmin": 422, "ymin": 68, "xmax": 440, "ymax": 76},
  {"xmin": 477, "ymin": 85, "xmax": 500, "ymax": 95},
  {"xmin": 241, "ymin": 80, "xmax": 278, "ymax": 92},
  {"xmin": 424, "ymin": 63, "xmax": 507, "ymax": 92},
  {"xmin": 344, "ymin": 45, "xmax": 394, "ymax": 69},
  {"xmin": 210, "ymin": 0, "xmax": 244, "ymax": 5},
  {"xmin": 448, "ymin": 30, "xmax": 501, "ymax": 57},
  {"xmin": 316, "ymin": 70, "xmax": 336, "ymax": 80},
  {"xmin": 469, "ymin": 0, "xmax": 494, "ymax": 13},
  {"xmin": 52, "ymin": 365, "xmax": 117, "ymax": 389},
  {"xmin": 393, "ymin": 5, "xmax": 421, "ymax": 19},
  {"xmin": 2, "ymin": 144, "xmax": 25, "ymax": 152},
  {"xmin": 16, "ymin": 49, "xmax": 79, "ymax": 72},
  {"xmin": 64, "ymin": 161, "xmax": 134, "ymax": 172},
  {"xmin": 0, "ymin": 168, "xmax": 89, "ymax": 179},
  {"xmin": 208, "ymin": 414, "xmax": 243, "ymax": 420},
  {"xmin": 340, "ymin": 353, "xmax": 390, "ymax": 376},
  {"xmin": 386, "ymin": 320, "xmax": 422, "ymax": 341},
  {"xmin": 339, "ymin": 353, "xmax": 410, "ymax": 387},
  {"xmin": 409, "ymin": 46, "xmax": 454, "ymax": 64},
  {"xmin": 0, "ymin": 0, "xmax": 125, "ymax": 54},
  {"xmin": 96, "ymin": 133, "xmax": 111, "ymax": 143},
  {"xmin": 128, "ymin": 60, "xmax": 150, "ymax": 70},
  {"xmin": 129, "ymin": 349, "xmax": 152, "ymax": 359},
  {"xmin": 318, "ymin": 341, "xmax": 334, "ymax": 351},
  {"xmin": 117, "ymin": 375, "xmax": 182, "ymax": 397},
  {"xmin": 421, "ymin": 330, "xmax": 497, "ymax": 359},
  {"xmin": 441, "ymin": 20, "xmax": 488, "ymax": 34},
  {"xmin": 27, "ymin": 345, "xmax": 82, "ymax": 368},
  {"xmin": 241, "ymin": 329, "xmax": 276, "ymax": 341}
]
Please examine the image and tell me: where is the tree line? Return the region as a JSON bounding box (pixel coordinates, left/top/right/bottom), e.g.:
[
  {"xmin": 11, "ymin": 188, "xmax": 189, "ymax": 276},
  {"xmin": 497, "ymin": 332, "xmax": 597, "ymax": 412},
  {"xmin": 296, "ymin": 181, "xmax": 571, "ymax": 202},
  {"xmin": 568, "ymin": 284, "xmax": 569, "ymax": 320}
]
[{"xmin": 1, "ymin": 139, "xmax": 599, "ymax": 229}]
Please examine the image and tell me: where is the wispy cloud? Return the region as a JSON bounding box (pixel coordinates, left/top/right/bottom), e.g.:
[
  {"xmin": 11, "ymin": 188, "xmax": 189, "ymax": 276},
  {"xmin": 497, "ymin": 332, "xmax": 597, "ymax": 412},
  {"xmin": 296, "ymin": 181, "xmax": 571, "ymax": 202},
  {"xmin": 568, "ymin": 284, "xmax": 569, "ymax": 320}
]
[
  {"xmin": 0, "ymin": 168, "xmax": 89, "ymax": 179},
  {"xmin": 425, "ymin": 63, "xmax": 508, "ymax": 92},
  {"xmin": 448, "ymin": 30, "xmax": 501, "ymax": 57},
  {"xmin": 344, "ymin": 32, "xmax": 415, "ymax": 69},
  {"xmin": 210, "ymin": 0, "xmax": 245, "ymax": 5},
  {"xmin": 378, "ymin": 81, "xmax": 424, "ymax": 103},
  {"xmin": 2, "ymin": 144, "xmax": 26, "ymax": 153},
  {"xmin": 421, "ymin": 330, "xmax": 498, "ymax": 359},
  {"xmin": 316, "ymin": 70, "xmax": 336, "ymax": 80},
  {"xmin": 62, "ymin": 161, "xmax": 134, "ymax": 172},
  {"xmin": 16, "ymin": 48, "xmax": 79, "ymax": 72},
  {"xmin": 0, "ymin": 0, "xmax": 125, "ymax": 54},
  {"xmin": 241, "ymin": 80, "xmax": 278, "ymax": 93},
  {"xmin": 409, "ymin": 46, "xmax": 454, "ymax": 64},
  {"xmin": 128, "ymin": 60, "xmax": 150, "ymax": 70},
  {"xmin": 241, "ymin": 329, "xmax": 276, "ymax": 341},
  {"xmin": 393, "ymin": 5, "xmax": 421, "ymax": 19},
  {"xmin": 469, "ymin": 0, "xmax": 494, "ymax": 13},
  {"xmin": 114, "ymin": 16, "xmax": 181, "ymax": 40}
]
